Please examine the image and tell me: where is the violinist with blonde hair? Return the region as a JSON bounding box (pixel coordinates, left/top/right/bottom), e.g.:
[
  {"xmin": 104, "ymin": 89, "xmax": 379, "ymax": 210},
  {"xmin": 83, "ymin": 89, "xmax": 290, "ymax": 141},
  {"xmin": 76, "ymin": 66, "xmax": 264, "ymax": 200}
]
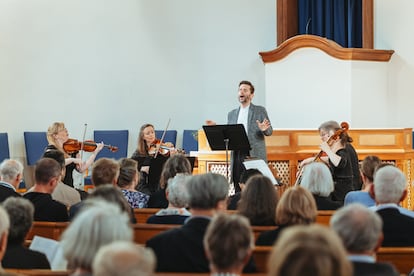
[{"xmin": 46, "ymin": 122, "xmax": 104, "ymax": 188}]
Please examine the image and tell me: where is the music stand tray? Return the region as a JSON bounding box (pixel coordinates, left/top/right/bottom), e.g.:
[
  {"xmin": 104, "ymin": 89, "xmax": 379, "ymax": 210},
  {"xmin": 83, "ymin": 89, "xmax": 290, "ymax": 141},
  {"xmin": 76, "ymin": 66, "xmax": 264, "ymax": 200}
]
[
  {"xmin": 202, "ymin": 124, "xmax": 251, "ymax": 152},
  {"xmin": 202, "ymin": 124, "xmax": 251, "ymax": 181}
]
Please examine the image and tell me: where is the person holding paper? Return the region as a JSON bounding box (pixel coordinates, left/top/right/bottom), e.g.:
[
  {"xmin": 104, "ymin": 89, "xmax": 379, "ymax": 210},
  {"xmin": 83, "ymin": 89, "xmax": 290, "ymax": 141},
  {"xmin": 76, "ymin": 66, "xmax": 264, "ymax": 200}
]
[{"xmin": 206, "ymin": 80, "xmax": 272, "ymax": 193}]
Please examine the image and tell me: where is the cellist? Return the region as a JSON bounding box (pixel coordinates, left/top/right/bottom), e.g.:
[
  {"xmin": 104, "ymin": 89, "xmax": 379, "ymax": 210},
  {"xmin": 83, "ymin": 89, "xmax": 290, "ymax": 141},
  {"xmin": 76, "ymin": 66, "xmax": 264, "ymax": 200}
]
[{"xmin": 299, "ymin": 121, "xmax": 359, "ymax": 203}]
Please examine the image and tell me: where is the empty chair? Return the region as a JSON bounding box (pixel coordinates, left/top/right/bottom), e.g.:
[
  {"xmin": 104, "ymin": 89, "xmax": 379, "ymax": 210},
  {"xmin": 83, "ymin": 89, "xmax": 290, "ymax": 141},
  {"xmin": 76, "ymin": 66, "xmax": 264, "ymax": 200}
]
[
  {"xmin": 0, "ymin": 133, "xmax": 10, "ymax": 162},
  {"xmin": 155, "ymin": 130, "xmax": 177, "ymax": 146},
  {"xmin": 24, "ymin": 132, "xmax": 48, "ymax": 166},
  {"xmin": 182, "ymin": 130, "xmax": 198, "ymax": 153},
  {"xmin": 94, "ymin": 130, "xmax": 129, "ymax": 160}
]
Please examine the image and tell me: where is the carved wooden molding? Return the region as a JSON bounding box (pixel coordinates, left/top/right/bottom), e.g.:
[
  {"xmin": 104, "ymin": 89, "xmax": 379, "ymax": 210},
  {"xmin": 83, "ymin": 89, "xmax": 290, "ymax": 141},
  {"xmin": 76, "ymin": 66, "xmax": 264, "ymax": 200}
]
[{"xmin": 260, "ymin": 35, "xmax": 394, "ymax": 63}]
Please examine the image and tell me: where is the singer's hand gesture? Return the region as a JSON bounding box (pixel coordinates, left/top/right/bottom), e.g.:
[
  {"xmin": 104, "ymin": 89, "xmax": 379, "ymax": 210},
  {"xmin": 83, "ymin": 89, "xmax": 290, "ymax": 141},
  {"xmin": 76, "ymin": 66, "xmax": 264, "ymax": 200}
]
[{"xmin": 256, "ymin": 118, "xmax": 271, "ymax": 132}]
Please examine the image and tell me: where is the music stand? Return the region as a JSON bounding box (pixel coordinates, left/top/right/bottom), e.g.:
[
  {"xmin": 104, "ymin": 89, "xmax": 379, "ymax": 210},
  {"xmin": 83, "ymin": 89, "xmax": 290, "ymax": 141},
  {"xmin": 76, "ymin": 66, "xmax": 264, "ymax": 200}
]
[{"xmin": 202, "ymin": 124, "xmax": 251, "ymax": 181}]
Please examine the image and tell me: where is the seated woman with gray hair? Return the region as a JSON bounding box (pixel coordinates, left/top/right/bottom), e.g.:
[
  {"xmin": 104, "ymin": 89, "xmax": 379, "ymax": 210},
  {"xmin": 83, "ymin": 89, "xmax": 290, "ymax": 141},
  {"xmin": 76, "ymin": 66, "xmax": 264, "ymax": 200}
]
[
  {"xmin": 147, "ymin": 174, "xmax": 191, "ymax": 224},
  {"xmin": 300, "ymin": 162, "xmax": 342, "ymax": 210},
  {"xmin": 60, "ymin": 200, "xmax": 133, "ymax": 276}
]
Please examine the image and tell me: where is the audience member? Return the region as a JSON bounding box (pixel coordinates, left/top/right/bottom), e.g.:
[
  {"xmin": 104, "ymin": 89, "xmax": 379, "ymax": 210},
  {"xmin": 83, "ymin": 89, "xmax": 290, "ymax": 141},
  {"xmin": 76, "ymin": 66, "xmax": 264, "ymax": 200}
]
[
  {"xmin": 87, "ymin": 184, "xmax": 136, "ymax": 223},
  {"xmin": 344, "ymin": 155, "xmax": 381, "ymax": 207},
  {"xmin": 370, "ymin": 165, "xmax": 414, "ymax": 246},
  {"xmin": 2, "ymin": 197, "xmax": 50, "ymax": 269},
  {"xmin": 227, "ymin": 169, "xmax": 262, "ymax": 210},
  {"xmin": 331, "ymin": 203, "xmax": 399, "ymax": 276},
  {"xmin": 92, "ymin": 241, "xmax": 155, "ymax": 276},
  {"xmin": 69, "ymin": 158, "xmax": 120, "ymax": 219},
  {"xmin": 0, "ymin": 159, "xmax": 23, "ymax": 202},
  {"xmin": 237, "ymin": 175, "xmax": 278, "ymax": 226},
  {"xmin": 61, "ymin": 200, "xmax": 133, "ymax": 276},
  {"xmin": 204, "ymin": 213, "xmax": 253, "ymax": 276},
  {"xmin": 256, "ymin": 186, "xmax": 317, "ymax": 246},
  {"xmin": 146, "ymin": 173, "xmax": 236, "ymax": 272},
  {"xmin": 267, "ymin": 224, "xmax": 352, "ymax": 276},
  {"xmin": 147, "ymin": 154, "xmax": 192, "ymax": 208},
  {"xmin": 117, "ymin": 158, "xmax": 149, "ymax": 208},
  {"xmin": 300, "ymin": 162, "xmax": 342, "ymax": 210},
  {"xmin": 38, "ymin": 149, "xmax": 81, "ymax": 207},
  {"xmin": 0, "ymin": 206, "xmax": 10, "ymax": 274},
  {"xmin": 147, "ymin": 174, "xmax": 191, "ymax": 224},
  {"xmin": 23, "ymin": 158, "xmax": 68, "ymax": 222}
]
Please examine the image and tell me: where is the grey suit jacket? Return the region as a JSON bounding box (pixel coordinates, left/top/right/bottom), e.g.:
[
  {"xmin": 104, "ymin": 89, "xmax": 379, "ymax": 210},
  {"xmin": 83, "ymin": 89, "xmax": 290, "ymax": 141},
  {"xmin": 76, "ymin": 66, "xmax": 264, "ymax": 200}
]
[{"xmin": 227, "ymin": 103, "xmax": 272, "ymax": 162}]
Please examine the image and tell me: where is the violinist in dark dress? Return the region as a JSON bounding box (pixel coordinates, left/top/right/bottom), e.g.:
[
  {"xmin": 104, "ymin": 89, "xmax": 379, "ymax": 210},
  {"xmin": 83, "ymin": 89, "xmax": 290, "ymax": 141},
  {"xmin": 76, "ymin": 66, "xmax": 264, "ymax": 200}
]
[
  {"xmin": 131, "ymin": 123, "xmax": 177, "ymax": 196},
  {"xmin": 46, "ymin": 122, "xmax": 104, "ymax": 188}
]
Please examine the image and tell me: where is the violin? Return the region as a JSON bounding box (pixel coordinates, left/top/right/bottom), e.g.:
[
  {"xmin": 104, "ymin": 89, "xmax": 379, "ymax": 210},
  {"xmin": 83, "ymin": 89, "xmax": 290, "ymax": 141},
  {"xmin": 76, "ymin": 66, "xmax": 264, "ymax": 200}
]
[
  {"xmin": 63, "ymin": 138, "xmax": 118, "ymax": 154},
  {"xmin": 148, "ymin": 139, "xmax": 176, "ymax": 157}
]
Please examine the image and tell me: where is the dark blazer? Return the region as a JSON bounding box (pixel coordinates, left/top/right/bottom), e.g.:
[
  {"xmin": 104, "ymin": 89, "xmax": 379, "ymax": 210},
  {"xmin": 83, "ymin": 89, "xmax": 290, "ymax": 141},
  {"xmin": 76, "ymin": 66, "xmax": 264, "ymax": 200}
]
[
  {"xmin": 2, "ymin": 243, "xmax": 50, "ymax": 269},
  {"xmin": 0, "ymin": 184, "xmax": 21, "ymax": 203},
  {"xmin": 146, "ymin": 214, "xmax": 188, "ymax": 225},
  {"xmin": 352, "ymin": 261, "xmax": 399, "ymax": 276},
  {"xmin": 23, "ymin": 192, "xmax": 69, "ymax": 222},
  {"xmin": 313, "ymin": 195, "xmax": 342, "ymax": 210},
  {"xmin": 377, "ymin": 207, "xmax": 414, "ymax": 246},
  {"xmin": 146, "ymin": 216, "xmax": 256, "ymax": 273}
]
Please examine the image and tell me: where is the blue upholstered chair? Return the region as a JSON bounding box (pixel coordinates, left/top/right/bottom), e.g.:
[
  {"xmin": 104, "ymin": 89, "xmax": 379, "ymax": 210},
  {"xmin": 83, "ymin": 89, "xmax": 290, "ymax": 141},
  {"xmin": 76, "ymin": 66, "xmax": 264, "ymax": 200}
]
[
  {"xmin": 0, "ymin": 133, "xmax": 10, "ymax": 162},
  {"xmin": 182, "ymin": 130, "xmax": 198, "ymax": 153},
  {"xmin": 24, "ymin": 132, "xmax": 48, "ymax": 166},
  {"xmin": 94, "ymin": 130, "xmax": 129, "ymax": 161},
  {"xmin": 155, "ymin": 130, "xmax": 177, "ymax": 146}
]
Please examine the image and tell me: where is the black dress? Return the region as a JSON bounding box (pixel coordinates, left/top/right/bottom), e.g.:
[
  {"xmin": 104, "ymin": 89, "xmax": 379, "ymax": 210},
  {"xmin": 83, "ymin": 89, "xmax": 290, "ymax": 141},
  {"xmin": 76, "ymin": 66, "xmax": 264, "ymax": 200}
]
[
  {"xmin": 329, "ymin": 148, "xmax": 354, "ymax": 202},
  {"xmin": 131, "ymin": 150, "xmax": 169, "ymax": 196}
]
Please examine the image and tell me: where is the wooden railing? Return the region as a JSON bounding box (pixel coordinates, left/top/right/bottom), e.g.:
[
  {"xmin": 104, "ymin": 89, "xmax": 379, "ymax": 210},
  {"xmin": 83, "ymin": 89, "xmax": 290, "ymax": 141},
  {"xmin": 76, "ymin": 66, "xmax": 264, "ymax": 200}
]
[{"xmin": 27, "ymin": 210, "xmax": 334, "ymax": 245}]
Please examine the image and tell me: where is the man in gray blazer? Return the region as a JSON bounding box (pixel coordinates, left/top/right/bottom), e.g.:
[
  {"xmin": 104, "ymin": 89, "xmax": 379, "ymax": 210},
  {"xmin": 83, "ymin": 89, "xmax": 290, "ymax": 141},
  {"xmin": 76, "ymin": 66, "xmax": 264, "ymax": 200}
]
[{"xmin": 227, "ymin": 80, "xmax": 272, "ymax": 192}]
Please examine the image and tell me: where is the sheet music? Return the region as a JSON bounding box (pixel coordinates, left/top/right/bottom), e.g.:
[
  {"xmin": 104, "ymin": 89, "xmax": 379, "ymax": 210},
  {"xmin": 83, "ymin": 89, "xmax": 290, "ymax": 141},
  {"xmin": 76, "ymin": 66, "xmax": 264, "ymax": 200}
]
[
  {"xmin": 243, "ymin": 159, "xmax": 279, "ymax": 185},
  {"xmin": 29, "ymin": 235, "xmax": 67, "ymax": 270}
]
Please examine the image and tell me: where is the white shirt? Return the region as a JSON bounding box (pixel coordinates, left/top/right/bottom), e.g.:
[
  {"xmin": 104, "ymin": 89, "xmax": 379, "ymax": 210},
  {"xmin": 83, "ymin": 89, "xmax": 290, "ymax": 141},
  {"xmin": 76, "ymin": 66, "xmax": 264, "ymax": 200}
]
[{"xmin": 237, "ymin": 105, "xmax": 249, "ymax": 133}]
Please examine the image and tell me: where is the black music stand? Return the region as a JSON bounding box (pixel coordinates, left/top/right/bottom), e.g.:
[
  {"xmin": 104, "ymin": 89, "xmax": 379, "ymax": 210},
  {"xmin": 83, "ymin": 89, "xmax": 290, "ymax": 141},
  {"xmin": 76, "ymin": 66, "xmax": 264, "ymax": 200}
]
[{"xmin": 202, "ymin": 124, "xmax": 251, "ymax": 182}]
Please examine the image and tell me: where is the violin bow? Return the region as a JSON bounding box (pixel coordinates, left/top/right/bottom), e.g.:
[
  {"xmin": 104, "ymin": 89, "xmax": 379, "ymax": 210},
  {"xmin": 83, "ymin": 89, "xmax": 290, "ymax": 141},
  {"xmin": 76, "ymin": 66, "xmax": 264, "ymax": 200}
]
[
  {"xmin": 154, "ymin": 118, "xmax": 171, "ymax": 158},
  {"xmin": 80, "ymin": 123, "xmax": 88, "ymax": 188}
]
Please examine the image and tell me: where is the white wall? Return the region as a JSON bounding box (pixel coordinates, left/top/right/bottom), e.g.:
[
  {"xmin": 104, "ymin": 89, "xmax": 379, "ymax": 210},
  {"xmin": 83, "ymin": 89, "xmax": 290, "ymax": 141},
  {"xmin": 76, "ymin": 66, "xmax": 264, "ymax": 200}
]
[
  {"xmin": 375, "ymin": 0, "xmax": 414, "ymax": 129},
  {"xmin": 0, "ymin": 0, "xmax": 276, "ymax": 161}
]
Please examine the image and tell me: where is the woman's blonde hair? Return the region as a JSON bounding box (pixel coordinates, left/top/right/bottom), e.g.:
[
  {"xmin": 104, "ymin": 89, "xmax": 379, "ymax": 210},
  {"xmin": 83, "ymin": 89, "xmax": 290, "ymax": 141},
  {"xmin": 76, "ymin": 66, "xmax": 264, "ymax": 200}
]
[
  {"xmin": 276, "ymin": 186, "xmax": 317, "ymax": 226},
  {"xmin": 47, "ymin": 122, "xmax": 66, "ymax": 153},
  {"xmin": 268, "ymin": 224, "xmax": 352, "ymax": 276}
]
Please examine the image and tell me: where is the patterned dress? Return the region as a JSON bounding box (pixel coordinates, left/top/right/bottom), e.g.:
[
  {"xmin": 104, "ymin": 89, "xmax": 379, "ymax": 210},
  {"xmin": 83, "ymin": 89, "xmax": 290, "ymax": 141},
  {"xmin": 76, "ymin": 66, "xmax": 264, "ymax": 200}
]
[{"xmin": 121, "ymin": 189, "xmax": 150, "ymax": 208}]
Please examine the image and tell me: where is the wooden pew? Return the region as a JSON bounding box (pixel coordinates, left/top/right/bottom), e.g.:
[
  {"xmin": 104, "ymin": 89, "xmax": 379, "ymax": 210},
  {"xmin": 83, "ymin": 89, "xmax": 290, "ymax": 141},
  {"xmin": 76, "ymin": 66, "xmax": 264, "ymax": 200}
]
[
  {"xmin": 253, "ymin": 245, "xmax": 414, "ymax": 274},
  {"xmin": 133, "ymin": 223, "xmax": 179, "ymax": 244},
  {"xmin": 26, "ymin": 221, "xmax": 69, "ymax": 241},
  {"xmin": 5, "ymin": 270, "xmax": 267, "ymax": 276},
  {"xmin": 133, "ymin": 208, "xmax": 161, "ymax": 223},
  {"xmin": 315, "ymin": 210, "xmax": 335, "ymax": 226},
  {"xmin": 377, "ymin": 247, "xmax": 414, "ymax": 274},
  {"xmin": 5, "ymin": 269, "xmax": 69, "ymax": 276}
]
